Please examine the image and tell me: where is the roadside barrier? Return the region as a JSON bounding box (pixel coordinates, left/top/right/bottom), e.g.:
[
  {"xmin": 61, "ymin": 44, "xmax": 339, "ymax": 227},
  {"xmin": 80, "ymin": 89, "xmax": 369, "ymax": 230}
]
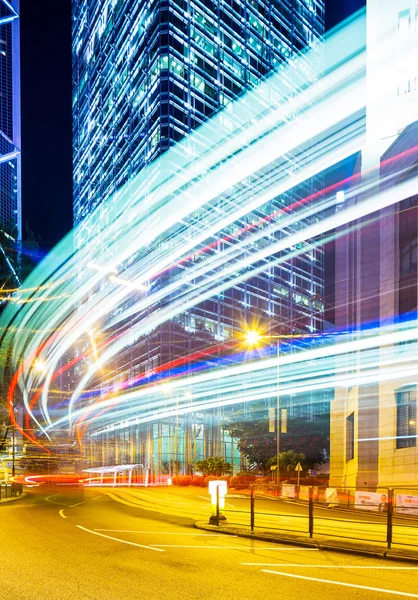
[
  {"xmin": 210, "ymin": 484, "xmax": 418, "ymax": 551},
  {"xmin": 0, "ymin": 482, "xmax": 23, "ymax": 501}
]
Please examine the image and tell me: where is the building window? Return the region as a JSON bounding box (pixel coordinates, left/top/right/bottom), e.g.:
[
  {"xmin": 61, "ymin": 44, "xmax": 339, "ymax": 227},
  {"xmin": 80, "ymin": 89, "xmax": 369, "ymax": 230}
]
[
  {"xmin": 396, "ymin": 386, "xmax": 417, "ymax": 448},
  {"xmin": 346, "ymin": 412, "xmax": 354, "ymax": 461},
  {"xmin": 400, "ymin": 237, "xmax": 417, "ymax": 275}
]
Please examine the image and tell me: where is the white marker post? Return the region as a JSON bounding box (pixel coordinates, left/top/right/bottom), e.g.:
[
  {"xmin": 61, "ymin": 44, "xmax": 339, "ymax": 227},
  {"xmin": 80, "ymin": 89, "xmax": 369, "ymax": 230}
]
[
  {"xmin": 295, "ymin": 462, "xmax": 303, "ymax": 487},
  {"xmin": 208, "ymin": 480, "xmax": 227, "ymax": 524}
]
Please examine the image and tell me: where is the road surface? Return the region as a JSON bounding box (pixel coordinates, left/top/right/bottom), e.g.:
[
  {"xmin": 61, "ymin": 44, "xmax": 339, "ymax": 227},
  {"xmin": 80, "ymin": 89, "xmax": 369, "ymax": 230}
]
[{"xmin": 1, "ymin": 487, "xmax": 417, "ymax": 600}]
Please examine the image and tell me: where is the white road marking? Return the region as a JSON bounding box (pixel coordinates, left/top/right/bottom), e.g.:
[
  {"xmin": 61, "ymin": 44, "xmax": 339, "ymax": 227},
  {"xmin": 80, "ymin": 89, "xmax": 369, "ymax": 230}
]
[
  {"xmin": 45, "ymin": 494, "xmax": 64, "ymax": 505},
  {"xmin": 242, "ymin": 564, "xmax": 418, "ymax": 569},
  {"xmin": 76, "ymin": 525, "xmax": 165, "ymax": 552},
  {"xmin": 262, "ymin": 570, "xmax": 418, "ymax": 597},
  {"xmin": 70, "ymin": 502, "xmax": 85, "ymax": 507},
  {"xmin": 104, "ymin": 491, "xmax": 141, "ymax": 507},
  {"xmin": 91, "ymin": 496, "xmax": 102, "ymax": 500},
  {"xmin": 150, "ymin": 545, "xmax": 316, "ymax": 549},
  {"xmin": 94, "ymin": 530, "xmax": 237, "ymax": 536},
  {"xmin": 59, "ymin": 509, "xmax": 66, "ymax": 519}
]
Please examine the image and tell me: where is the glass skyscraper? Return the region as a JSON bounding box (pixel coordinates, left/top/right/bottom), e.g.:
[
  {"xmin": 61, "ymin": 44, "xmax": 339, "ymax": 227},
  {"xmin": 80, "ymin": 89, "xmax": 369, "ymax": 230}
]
[
  {"xmin": 72, "ymin": 0, "xmax": 326, "ymax": 473},
  {"xmin": 0, "ymin": 0, "xmax": 21, "ymax": 238}
]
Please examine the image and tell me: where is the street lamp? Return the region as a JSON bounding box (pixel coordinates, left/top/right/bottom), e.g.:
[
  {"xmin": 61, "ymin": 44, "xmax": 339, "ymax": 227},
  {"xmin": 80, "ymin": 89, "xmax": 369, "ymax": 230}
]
[
  {"xmin": 244, "ymin": 329, "xmax": 262, "ymax": 346},
  {"xmin": 243, "ymin": 329, "xmax": 281, "ymax": 483}
]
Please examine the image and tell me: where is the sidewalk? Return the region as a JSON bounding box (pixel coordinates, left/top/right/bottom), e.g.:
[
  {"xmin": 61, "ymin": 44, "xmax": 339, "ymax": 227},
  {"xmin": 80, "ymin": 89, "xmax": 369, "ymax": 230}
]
[
  {"xmin": 195, "ymin": 519, "xmax": 418, "ymax": 562},
  {"xmin": 0, "ymin": 492, "xmax": 26, "ymax": 504}
]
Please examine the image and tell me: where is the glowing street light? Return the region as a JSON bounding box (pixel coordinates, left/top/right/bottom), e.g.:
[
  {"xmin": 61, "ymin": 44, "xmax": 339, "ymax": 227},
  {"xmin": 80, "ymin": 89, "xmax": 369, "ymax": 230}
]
[
  {"xmin": 33, "ymin": 359, "xmax": 46, "ymax": 373},
  {"xmin": 245, "ymin": 329, "xmax": 262, "ymax": 346}
]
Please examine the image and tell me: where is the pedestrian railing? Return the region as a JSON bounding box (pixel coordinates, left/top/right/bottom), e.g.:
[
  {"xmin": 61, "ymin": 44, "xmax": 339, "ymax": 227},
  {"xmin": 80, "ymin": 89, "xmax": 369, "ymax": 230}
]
[
  {"xmin": 211, "ymin": 485, "xmax": 418, "ymax": 551},
  {"xmin": 0, "ymin": 482, "xmax": 23, "ymax": 501}
]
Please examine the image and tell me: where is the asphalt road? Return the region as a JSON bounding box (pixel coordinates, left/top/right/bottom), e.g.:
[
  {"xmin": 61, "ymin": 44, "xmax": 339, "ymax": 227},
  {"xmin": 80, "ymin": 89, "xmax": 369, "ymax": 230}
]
[
  {"xmin": 1, "ymin": 487, "xmax": 418, "ymax": 600},
  {"xmin": 90, "ymin": 485, "xmax": 418, "ymax": 546}
]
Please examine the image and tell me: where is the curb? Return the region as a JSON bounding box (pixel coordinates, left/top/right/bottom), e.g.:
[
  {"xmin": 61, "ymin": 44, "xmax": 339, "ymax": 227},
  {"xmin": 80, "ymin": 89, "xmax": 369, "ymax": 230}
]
[
  {"xmin": 195, "ymin": 521, "xmax": 418, "ymax": 563},
  {"xmin": 0, "ymin": 492, "xmax": 27, "ymax": 505}
]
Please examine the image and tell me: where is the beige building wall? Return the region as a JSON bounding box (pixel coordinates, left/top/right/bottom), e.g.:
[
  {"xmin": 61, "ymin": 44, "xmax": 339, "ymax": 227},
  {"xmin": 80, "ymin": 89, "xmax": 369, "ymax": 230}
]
[{"xmin": 331, "ymin": 1, "xmax": 418, "ymax": 491}]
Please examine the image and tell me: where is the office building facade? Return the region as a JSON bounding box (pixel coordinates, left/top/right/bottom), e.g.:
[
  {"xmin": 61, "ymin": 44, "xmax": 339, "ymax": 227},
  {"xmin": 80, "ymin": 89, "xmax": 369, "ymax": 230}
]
[
  {"xmin": 0, "ymin": 0, "xmax": 21, "ymax": 238},
  {"xmin": 330, "ymin": 1, "xmax": 418, "ymax": 489},
  {"xmin": 72, "ymin": 0, "xmax": 326, "ymax": 473}
]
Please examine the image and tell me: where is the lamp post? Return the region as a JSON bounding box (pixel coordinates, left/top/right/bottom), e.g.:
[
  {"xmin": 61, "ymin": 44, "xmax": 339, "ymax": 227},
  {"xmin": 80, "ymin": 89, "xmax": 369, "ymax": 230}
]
[{"xmin": 244, "ymin": 330, "xmax": 289, "ymax": 484}]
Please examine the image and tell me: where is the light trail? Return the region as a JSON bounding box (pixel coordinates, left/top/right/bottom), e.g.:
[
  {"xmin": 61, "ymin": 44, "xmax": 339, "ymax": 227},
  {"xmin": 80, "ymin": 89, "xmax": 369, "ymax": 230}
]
[
  {"xmin": 41, "ymin": 318, "xmax": 418, "ymax": 435},
  {"xmin": 1, "ymin": 10, "xmax": 417, "ymax": 446}
]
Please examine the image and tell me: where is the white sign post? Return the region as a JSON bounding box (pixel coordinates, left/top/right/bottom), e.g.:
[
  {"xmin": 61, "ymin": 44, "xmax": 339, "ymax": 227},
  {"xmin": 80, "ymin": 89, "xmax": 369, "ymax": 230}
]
[
  {"xmin": 295, "ymin": 462, "xmax": 303, "ymax": 487},
  {"xmin": 208, "ymin": 480, "xmax": 228, "ymax": 524}
]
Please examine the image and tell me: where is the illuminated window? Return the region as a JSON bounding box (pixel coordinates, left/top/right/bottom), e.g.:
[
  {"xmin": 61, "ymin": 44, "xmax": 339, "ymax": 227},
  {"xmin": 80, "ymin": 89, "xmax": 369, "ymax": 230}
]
[
  {"xmin": 346, "ymin": 412, "xmax": 354, "ymax": 461},
  {"xmin": 400, "ymin": 237, "xmax": 417, "ymax": 275},
  {"xmin": 396, "ymin": 386, "xmax": 417, "ymax": 449}
]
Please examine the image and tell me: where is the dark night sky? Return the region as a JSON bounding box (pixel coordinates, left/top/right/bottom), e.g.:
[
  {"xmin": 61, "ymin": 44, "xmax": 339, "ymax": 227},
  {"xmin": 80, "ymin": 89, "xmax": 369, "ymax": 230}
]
[{"xmin": 19, "ymin": 0, "xmax": 366, "ymax": 248}]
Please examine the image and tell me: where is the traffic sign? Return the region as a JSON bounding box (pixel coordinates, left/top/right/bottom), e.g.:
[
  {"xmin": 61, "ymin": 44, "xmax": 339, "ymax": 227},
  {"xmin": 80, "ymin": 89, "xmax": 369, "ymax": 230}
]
[{"xmin": 295, "ymin": 462, "xmax": 303, "ymax": 472}]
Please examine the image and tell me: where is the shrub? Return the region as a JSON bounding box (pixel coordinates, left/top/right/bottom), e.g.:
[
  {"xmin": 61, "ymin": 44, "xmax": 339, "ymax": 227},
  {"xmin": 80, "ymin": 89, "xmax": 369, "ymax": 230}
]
[
  {"xmin": 171, "ymin": 476, "xmax": 179, "ymax": 485},
  {"xmin": 229, "ymin": 475, "xmax": 242, "ymax": 488},
  {"xmin": 204, "ymin": 476, "xmax": 218, "ymax": 486},
  {"xmin": 254, "ymin": 476, "xmax": 271, "ymax": 485},
  {"xmin": 192, "ymin": 475, "xmax": 205, "ymax": 486},
  {"xmin": 178, "ymin": 475, "xmax": 192, "ymax": 486},
  {"xmin": 229, "ymin": 474, "xmax": 258, "ymax": 489},
  {"xmin": 217, "ymin": 475, "xmax": 231, "ymax": 484}
]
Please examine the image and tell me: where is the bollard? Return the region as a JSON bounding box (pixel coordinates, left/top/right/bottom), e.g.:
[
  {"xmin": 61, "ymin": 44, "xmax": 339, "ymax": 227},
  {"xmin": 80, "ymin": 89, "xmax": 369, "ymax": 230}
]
[
  {"xmin": 208, "ymin": 480, "xmax": 227, "ymax": 524},
  {"xmin": 308, "ymin": 486, "xmax": 314, "ymax": 538},
  {"xmin": 250, "ymin": 486, "xmax": 255, "ymax": 532},
  {"xmin": 387, "ymin": 489, "xmax": 394, "ymax": 549},
  {"xmin": 215, "ymin": 485, "xmax": 220, "ymax": 526}
]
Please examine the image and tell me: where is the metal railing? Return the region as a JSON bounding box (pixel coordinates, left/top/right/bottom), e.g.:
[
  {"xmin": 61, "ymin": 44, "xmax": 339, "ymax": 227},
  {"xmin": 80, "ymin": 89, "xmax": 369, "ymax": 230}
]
[
  {"xmin": 0, "ymin": 482, "xmax": 23, "ymax": 502},
  {"xmin": 211, "ymin": 485, "xmax": 418, "ymax": 551}
]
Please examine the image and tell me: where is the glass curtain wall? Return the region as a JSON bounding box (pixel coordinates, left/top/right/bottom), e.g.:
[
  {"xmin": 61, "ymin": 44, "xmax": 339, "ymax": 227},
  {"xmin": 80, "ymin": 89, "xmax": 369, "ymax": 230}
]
[{"xmin": 72, "ymin": 0, "xmax": 325, "ymax": 474}]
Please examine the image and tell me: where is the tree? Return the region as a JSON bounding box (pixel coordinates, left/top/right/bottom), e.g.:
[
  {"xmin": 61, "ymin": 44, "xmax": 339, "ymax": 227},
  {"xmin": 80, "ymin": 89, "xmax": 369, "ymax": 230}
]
[
  {"xmin": 279, "ymin": 415, "xmax": 329, "ymax": 468},
  {"xmin": 223, "ymin": 411, "xmax": 329, "ymax": 473},
  {"xmin": 222, "ymin": 417, "xmax": 276, "ymax": 472},
  {"xmin": 267, "ymin": 450, "xmax": 307, "ymax": 473},
  {"xmin": 162, "ymin": 460, "xmax": 181, "ymax": 475},
  {"xmin": 0, "ymin": 219, "xmax": 41, "ymax": 297},
  {"xmin": 0, "ymin": 220, "xmax": 41, "ymax": 447},
  {"xmin": 195, "ymin": 456, "xmax": 232, "ymax": 476}
]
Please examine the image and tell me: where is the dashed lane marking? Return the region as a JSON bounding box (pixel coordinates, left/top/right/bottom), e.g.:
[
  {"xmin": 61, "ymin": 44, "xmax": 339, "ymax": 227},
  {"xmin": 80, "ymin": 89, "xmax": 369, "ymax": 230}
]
[
  {"xmin": 59, "ymin": 509, "xmax": 66, "ymax": 519},
  {"xmin": 262, "ymin": 570, "xmax": 418, "ymax": 597},
  {"xmin": 76, "ymin": 525, "xmax": 165, "ymax": 552},
  {"xmin": 70, "ymin": 502, "xmax": 85, "ymax": 507}
]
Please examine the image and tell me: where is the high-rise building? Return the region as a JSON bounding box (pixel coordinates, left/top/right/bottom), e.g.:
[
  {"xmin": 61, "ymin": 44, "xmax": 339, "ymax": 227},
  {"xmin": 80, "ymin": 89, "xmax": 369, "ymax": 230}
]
[
  {"xmin": 72, "ymin": 0, "xmax": 324, "ymax": 222},
  {"xmin": 71, "ymin": 0, "xmax": 326, "ymax": 472},
  {"xmin": 0, "ymin": 0, "xmax": 21, "ymax": 238}
]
